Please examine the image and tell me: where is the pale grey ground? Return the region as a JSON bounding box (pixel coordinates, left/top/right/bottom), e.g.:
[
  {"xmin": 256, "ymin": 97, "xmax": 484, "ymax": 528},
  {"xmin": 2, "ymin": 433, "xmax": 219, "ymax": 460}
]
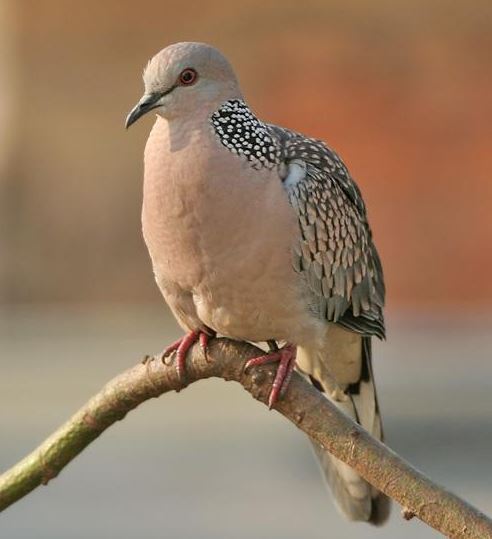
[{"xmin": 0, "ymin": 306, "xmax": 491, "ymax": 539}]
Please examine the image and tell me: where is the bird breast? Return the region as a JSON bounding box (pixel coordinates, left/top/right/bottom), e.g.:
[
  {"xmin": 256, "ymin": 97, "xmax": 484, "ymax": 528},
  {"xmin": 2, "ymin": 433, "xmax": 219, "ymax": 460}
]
[{"xmin": 141, "ymin": 115, "xmax": 313, "ymax": 342}]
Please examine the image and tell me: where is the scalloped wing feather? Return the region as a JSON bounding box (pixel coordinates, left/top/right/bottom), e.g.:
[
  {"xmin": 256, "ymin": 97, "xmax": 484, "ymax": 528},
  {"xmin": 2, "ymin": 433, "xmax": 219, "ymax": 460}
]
[{"xmin": 268, "ymin": 125, "xmax": 385, "ymax": 339}]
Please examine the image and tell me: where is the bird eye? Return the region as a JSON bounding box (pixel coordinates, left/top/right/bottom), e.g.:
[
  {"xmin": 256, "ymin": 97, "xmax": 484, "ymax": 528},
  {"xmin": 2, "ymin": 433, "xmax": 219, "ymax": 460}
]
[{"xmin": 179, "ymin": 68, "xmax": 198, "ymax": 85}]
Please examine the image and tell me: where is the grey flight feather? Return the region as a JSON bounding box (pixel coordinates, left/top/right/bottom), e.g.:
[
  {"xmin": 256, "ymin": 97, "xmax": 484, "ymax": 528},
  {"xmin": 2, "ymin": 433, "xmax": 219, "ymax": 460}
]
[{"xmin": 307, "ymin": 337, "xmax": 390, "ymax": 525}]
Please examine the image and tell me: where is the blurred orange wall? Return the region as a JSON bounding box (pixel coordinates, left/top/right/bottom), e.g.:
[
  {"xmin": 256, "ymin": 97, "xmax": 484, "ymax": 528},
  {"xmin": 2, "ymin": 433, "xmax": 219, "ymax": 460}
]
[{"xmin": 1, "ymin": 0, "xmax": 491, "ymax": 309}]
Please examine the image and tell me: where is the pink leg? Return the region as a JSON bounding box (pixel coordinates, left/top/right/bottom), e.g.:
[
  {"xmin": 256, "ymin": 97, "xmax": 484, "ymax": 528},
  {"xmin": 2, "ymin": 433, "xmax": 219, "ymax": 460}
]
[
  {"xmin": 245, "ymin": 343, "xmax": 297, "ymax": 409},
  {"xmin": 199, "ymin": 329, "xmax": 216, "ymax": 361},
  {"xmin": 162, "ymin": 330, "xmax": 213, "ymax": 380}
]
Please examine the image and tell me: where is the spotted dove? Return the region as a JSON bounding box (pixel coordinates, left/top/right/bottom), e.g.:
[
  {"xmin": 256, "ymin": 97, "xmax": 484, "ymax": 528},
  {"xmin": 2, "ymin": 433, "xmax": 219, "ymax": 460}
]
[{"xmin": 126, "ymin": 42, "xmax": 389, "ymax": 525}]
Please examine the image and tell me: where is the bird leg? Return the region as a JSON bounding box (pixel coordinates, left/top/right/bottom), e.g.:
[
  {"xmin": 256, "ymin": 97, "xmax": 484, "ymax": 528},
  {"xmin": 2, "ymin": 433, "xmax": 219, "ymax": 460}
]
[
  {"xmin": 244, "ymin": 343, "xmax": 297, "ymax": 409},
  {"xmin": 199, "ymin": 329, "xmax": 216, "ymax": 362},
  {"xmin": 162, "ymin": 328, "xmax": 215, "ymax": 380}
]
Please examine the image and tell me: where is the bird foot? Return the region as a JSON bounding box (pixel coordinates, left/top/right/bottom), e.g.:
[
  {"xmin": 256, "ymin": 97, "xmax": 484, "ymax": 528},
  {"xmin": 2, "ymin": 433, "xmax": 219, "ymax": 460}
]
[
  {"xmin": 161, "ymin": 329, "xmax": 215, "ymax": 381},
  {"xmin": 245, "ymin": 343, "xmax": 297, "ymax": 409}
]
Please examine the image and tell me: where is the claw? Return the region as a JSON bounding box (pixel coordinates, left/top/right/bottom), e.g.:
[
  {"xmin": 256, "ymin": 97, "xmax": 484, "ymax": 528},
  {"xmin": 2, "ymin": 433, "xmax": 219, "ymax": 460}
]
[
  {"xmin": 161, "ymin": 329, "xmax": 215, "ymax": 380},
  {"xmin": 245, "ymin": 343, "xmax": 297, "ymax": 408},
  {"xmin": 162, "ymin": 337, "xmax": 184, "ymax": 359}
]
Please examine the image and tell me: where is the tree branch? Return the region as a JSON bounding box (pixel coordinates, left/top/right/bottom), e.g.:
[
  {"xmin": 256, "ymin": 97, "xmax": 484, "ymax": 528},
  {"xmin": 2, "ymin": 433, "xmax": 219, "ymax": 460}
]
[{"xmin": 0, "ymin": 338, "xmax": 491, "ymax": 538}]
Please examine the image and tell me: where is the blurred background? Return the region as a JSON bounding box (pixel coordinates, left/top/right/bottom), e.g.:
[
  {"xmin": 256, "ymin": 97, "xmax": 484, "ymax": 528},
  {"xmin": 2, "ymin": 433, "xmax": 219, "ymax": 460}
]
[{"xmin": 1, "ymin": 1, "xmax": 491, "ymax": 537}]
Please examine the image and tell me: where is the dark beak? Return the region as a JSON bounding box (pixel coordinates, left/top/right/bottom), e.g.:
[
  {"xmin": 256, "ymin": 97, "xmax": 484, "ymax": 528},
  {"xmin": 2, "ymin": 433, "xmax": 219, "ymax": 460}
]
[{"xmin": 125, "ymin": 92, "xmax": 163, "ymax": 128}]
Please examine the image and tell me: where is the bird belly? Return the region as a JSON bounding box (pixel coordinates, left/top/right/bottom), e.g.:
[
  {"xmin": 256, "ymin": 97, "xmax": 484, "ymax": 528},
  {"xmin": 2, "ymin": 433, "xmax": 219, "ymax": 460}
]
[{"xmin": 193, "ymin": 269, "xmax": 319, "ymax": 344}]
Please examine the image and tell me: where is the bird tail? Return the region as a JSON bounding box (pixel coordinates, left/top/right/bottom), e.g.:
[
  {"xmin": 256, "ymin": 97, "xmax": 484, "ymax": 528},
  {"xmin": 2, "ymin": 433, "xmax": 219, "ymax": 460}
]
[{"xmin": 297, "ymin": 328, "xmax": 390, "ymax": 525}]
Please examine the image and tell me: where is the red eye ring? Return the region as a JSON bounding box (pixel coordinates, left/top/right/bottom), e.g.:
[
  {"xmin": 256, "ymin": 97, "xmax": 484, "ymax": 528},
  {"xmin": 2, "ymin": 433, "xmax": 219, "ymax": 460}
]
[{"xmin": 179, "ymin": 68, "xmax": 197, "ymax": 85}]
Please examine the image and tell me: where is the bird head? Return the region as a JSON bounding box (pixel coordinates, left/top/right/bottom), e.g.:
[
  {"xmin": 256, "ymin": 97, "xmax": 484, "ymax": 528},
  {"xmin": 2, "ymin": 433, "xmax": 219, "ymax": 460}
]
[{"xmin": 126, "ymin": 42, "xmax": 242, "ymax": 128}]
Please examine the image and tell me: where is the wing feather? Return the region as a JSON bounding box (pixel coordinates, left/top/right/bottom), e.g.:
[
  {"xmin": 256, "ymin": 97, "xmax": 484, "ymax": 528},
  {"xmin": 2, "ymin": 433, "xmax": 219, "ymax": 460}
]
[{"xmin": 268, "ymin": 125, "xmax": 385, "ymax": 339}]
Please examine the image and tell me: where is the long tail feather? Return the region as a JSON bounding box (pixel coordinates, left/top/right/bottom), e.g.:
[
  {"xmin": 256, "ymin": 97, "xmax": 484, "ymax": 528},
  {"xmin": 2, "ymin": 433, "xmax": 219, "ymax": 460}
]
[{"xmin": 298, "ymin": 330, "xmax": 390, "ymax": 525}]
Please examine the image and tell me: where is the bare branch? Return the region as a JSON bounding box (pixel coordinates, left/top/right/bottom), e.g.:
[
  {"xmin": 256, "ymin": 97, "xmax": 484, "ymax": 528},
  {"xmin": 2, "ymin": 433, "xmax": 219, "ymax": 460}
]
[{"xmin": 0, "ymin": 338, "xmax": 491, "ymax": 538}]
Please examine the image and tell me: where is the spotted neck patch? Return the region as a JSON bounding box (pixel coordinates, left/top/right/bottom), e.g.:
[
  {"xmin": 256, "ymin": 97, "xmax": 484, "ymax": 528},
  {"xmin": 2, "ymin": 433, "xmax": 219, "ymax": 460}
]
[{"xmin": 210, "ymin": 100, "xmax": 280, "ymax": 170}]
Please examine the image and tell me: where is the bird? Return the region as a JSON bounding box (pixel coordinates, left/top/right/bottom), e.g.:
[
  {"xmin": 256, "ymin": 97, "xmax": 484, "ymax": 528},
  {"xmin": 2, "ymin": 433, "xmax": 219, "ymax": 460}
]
[{"xmin": 126, "ymin": 41, "xmax": 389, "ymax": 525}]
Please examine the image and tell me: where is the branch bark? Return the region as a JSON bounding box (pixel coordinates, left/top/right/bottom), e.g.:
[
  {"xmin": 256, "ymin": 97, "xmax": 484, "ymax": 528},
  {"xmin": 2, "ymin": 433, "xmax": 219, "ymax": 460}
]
[{"xmin": 0, "ymin": 338, "xmax": 491, "ymax": 538}]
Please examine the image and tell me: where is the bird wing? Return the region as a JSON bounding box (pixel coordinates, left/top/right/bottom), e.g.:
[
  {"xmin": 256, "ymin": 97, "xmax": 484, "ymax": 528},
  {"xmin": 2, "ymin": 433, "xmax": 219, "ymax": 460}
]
[{"xmin": 267, "ymin": 125, "xmax": 385, "ymax": 339}]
